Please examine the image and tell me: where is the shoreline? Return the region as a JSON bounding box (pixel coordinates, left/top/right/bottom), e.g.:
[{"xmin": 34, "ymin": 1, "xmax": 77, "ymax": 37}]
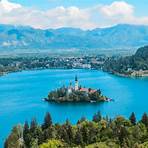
[
  {"xmin": 44, "ymin": 98, "xmax": 106, "ymax": 103},
  {"xmin": 110, "ymin": 71, "xmax": 148, "ymax": 78},
  {"xmin": 0, "ymin": 67, "xmax": 93, "ymax": 77},
  {"xmin": 0, "ymin": 67, "xmax": 148, "ymax": 78}
]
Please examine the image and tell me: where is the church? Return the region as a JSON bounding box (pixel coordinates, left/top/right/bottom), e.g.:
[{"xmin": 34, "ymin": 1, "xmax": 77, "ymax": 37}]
[{"xmin": 67, "ymin": 75, "xmax": 97, "ymax": 94}]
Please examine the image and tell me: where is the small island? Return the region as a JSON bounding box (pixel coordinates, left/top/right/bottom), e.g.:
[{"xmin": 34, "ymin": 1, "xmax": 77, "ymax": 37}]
[{"xmin": 45, "ymin": 76, "xmax": 111, "ymax": 103}]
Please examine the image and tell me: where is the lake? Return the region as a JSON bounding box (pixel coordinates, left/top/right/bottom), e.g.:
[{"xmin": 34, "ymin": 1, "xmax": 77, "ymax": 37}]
[{"xmin": 0, "ymin": 69, "xmax": 148, "ymax": 147}]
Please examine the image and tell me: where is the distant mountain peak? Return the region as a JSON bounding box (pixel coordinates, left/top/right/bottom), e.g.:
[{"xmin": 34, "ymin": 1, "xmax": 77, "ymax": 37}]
[{"xmin": 0, "ymin": 24, "xmax": 148, "ymax": 52}]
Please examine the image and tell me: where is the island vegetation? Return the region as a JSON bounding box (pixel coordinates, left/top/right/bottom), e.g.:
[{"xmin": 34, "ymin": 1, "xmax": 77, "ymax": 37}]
[
  {"xmin": 5, "ymin": 112, "xmax": 148, "ymax": 148},
  {"xmin": 45, "ymin": 76, "xmax": 110, "ymax": 103},
  {"xmin": 46, "ymin": 87, "xmax": 107, "ymax": 103}
]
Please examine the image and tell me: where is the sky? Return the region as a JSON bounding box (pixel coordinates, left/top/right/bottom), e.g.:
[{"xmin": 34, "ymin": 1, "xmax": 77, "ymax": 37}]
[{"xmin": 0, "ymin": 0, "xmax": 148, "ymax": 29}]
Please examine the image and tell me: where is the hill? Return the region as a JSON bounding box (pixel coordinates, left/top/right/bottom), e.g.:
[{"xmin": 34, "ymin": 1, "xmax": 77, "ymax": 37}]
[
  {"xmin": 0, "ymin": 24, "xmax": 148, "ymax": 53},
  {"xmin": 103, "ymin": 46, "xmax": 148, "ymax": 76}
]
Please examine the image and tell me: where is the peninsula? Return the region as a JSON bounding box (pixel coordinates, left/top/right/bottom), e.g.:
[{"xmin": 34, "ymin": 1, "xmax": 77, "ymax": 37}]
[
  {"xmin": 103, "ymin": 46, "xmax": 148, "ymax": 77},
  {"xmin": 45, "ymin": 76, "xmax": 111, "ymax": 103}
]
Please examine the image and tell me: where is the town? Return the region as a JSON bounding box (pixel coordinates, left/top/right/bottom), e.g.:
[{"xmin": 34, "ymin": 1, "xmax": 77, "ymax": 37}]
[{"xmin": 0, "ymin": 55, "xmax": 107, "ymax": 76}]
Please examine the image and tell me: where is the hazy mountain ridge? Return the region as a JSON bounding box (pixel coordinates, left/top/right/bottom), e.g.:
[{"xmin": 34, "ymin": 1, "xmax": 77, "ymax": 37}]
[{"xmin": 0, "ymin": 24, "xmax": 148, "ymax": 52}]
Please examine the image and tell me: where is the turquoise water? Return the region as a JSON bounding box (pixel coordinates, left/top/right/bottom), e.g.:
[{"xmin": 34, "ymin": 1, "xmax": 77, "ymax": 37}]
[{"xmin": 0, "ymin": 69, "xmax": 148, "ymax": 147}]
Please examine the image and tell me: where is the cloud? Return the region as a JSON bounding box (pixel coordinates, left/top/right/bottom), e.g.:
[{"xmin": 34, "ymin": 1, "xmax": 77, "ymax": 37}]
[
  {"xmin": 100, "ymin": 1, "xmax": 148, "ymax": 26},
  {"xmin": 0, "ymin": 0, "xmax": 148, "ymax": 29},
  {"xmin": 0, "ymin": 0, "xmax": 21, "ymax": 12},
  {"xmin": 0, "ymin": 0, "xmax": 96, "ymax": 29},
  {"xmin": 100, "ymin": 1, "xmax": 134, "ymax": 17},
  {"xmin": 45, "ymin": 6, "xmax": 96, "ymax": 29}
]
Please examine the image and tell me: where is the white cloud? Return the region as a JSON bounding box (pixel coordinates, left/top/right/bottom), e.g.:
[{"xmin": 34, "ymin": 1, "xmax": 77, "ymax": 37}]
[
  {"xmin": 44, "ymin": 6, "xmax": 95, "ymax": 29},
  {"xmin": 0, "ymin": 0, "xmax": 148, "ymax": 29},
  {"xmin": 0, "ymin": 0, "xmax": 96, "ymax": 29},
  {"xmin": 100, "ymin": 1, "xmax": 148, "ymax": 26},
  {"xmin": 100, "ymin": 1, "xmax": 134, "ymax": 17},
  {"xmin": 0, "ymin": 0, "xmax": 21, "ymax": 12}
]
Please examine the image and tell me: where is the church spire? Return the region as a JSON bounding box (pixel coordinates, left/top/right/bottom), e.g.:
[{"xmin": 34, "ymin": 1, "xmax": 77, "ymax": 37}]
[{"xmin": 75, "ymin": 75, "xmax": 79, "ymax": 90}]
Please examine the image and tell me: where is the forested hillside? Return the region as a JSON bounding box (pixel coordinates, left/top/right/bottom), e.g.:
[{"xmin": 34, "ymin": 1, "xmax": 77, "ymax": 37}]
[
  {"xmin": 103, "ymin": 46, "xmax": 148, "ymax": 76},
  {"xmin": 5, "ymin": 112, "xmax": 148, "ymax": 148}
]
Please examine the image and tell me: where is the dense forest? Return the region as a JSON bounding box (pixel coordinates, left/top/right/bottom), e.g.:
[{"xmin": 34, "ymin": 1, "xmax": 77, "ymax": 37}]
[
  {"xmin": 5, "ymin": 112, "xmax": 148, "ymax": 148},
  {"xmin": 103, "ymin": 46, "xmax": 148, "ymax": 76}
]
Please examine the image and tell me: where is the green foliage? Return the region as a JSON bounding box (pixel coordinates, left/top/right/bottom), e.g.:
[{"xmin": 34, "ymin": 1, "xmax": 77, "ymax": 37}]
[
  {"xmin": 86, "ymin": 142, "xmax": 119, "ymax": 148},
  {"xmin": 129, "ymin": 112, "xmax": 136, "ymax": 125},
  {"xmin": 93, "ymin": 111, "xmax": 102, "ymax": 122},
  {"xmin": 47, "ymin": 86, "xmax": 105, "ymax": 103},
  {"xmin": 139, "ymin": 141, "xmax": 148, "ymax": 148},
  {"xmin": 30, "ymin": 118, "xmax": 38, "ymax": 133},
  {"xmin": 39, "ymin": 139, "xmax": 65, "ymax": 148},
  {"xmin": 141, "ymin": 112, "xmax": 148, "ymax": 127},
  {"xmin": 4, "ymin": 125, "xmax": 24, "ymax": 148},
  {"xmin": 23, "ymin": 121, "xmax": 30, "ymax": 147},
  {"xmin": 103, "ymin": 46, "xmax": 148, "ymax": 75},
  {"xmin": 42, "ymin": 112, "xmax": 52, "ymax": 130},
  {"xmin": 5, "ymin": 112, "xmax": 148, "ymax": 148}
]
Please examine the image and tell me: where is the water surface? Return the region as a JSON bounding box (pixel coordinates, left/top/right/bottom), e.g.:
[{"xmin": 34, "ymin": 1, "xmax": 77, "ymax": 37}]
[{"xmin": 0, "ymin": 69, "xmax": 148, "ymax": 147}]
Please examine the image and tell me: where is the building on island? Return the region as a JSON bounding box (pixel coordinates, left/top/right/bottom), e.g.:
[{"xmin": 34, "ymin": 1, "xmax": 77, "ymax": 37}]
[
  {"xmin": 75, "ymin": 75, "xmax": 79, "ymax": 91},
  {"xmin": 67, "ymin": 75, "xmax": 97, "ymax": 94},
  {"xmin": 46, "ymin": 75, "xmax": 110, "ymax": 103},
  {"xmin": 67, "ymin": 81, "xmax": 72, "ymax": 94}
]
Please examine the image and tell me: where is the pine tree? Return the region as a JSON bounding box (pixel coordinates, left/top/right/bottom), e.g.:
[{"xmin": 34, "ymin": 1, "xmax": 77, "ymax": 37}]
[
  {"xmin": 75, "ymin": 129, "xmax": 83, "ymax": 145},
  {"xmin": 118, "ymin": 126, "xmax": 128, "ymax": 144},
  {"xmin": 4, "ymin": 125, "xmax": 24, "ymax": 148},
  {"xmin": 129, "ymin": 112, "xmax": 136, "ymax": 125},
  {"xmin": 93, "ymin": 111, "xmax": 102, "ymax": 122},
  {"xmin": 141, "ymin": 113, "xmax": 148, "ymax": 127},
  {"xmin": 61, "ymin": 126, "xmax": 70, "ymax": 144},
  {"xmin": 30, "ymin": 118, "xmax": 37, "ymax": 133},
  {"xmin": 38, "ymin": 131, "xmax": 44, "ymax": 145},
  {"xmin": 81, "ymin": 126, "xmax": 89, "ymax": 145},
  {"xmin": 23, "ymin": 121, "xmax": 30, "ymax": 146},
  {"xmin": 42, "ymin": 112, "xmax": 52, "ymax": 130},
  {"xmin": 65, "ymin": 119, "xmax": 74, "ymax": 144},
  {"xmin": 24, "ymin": 121, "xmax": 29, "ymax": 135},
  {"xmin": 43, "ymin": 127, "xmax": 53, "ymax": 141}
]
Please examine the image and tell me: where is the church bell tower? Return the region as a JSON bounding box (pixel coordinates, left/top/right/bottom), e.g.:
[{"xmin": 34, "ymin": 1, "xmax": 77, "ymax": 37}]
[{"xmin": 75, "ymin": 75, "xmax": 79, "ymax": 91}]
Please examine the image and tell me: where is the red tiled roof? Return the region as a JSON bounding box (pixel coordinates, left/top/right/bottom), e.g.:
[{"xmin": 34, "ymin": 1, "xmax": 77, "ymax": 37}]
[
  {"xmin": 79, "ymin": 88, "xmax": 88, "ymax": 92},
  {"xmin": 89, "ymin": 89, "xmax": 97, "ymax": 93},
  {"xmin": 79, "ymin": 88, "xmax": 97, "ymax": 93}
]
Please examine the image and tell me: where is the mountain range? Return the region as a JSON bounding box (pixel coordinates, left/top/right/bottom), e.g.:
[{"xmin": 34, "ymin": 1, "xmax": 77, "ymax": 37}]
[{"xmin": 0, "ymin": 24, "xmax": 148, "ymax": 53}]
